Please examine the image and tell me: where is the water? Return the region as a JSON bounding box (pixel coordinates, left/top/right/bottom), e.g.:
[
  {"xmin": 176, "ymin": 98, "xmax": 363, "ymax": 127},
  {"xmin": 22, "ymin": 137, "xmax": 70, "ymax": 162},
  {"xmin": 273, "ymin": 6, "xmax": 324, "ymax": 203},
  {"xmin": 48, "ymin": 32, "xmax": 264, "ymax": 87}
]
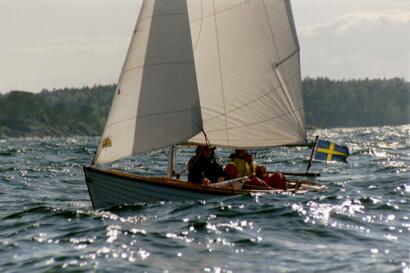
[{"xmin": 0, "ymin": 126, "xmax": 409, "ymax": 273}]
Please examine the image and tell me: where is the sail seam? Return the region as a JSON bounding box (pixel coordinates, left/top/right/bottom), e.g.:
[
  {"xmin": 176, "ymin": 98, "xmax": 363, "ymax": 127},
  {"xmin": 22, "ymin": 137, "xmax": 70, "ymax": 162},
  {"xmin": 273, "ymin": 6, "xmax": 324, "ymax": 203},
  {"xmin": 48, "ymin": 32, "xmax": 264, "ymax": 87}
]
[
  {"xmin": 122, "ymin": 61, "xmax": 195, "ymax": 74},
  {"xmin": 212, "ymin": 0, "xmax": 230, "ymax": 147},
  {"xmin": 275, "ymin": 48, "xmax": 299, "ymax": 68},
  {"xmin": 205, "ymin": 106, "xmax": 304, "ymax": 133},
  {"xmin": 140, "ymin": 12, "xmax": 188, "ymax": 20},
  {"xmin": 191, "ymin": 136, "xmax": 299, "ymax": 142},
  {"xmin": 201, "ymin": 70, "xmax": 299, "ymax": 123},
  {"xmin": 192, "ymin": 0, "xmax": 253, "ymax": 23},
  {"xmin": 106, "ymin": 108, "xmax": 198, "ymax": 128},
  {"xmin": 137, "ymin": 108, "xmax": 198, "ymax": 119},
  {"xmin": 139, "ymin": 0, "xmax": 254, "ymax": 24}
]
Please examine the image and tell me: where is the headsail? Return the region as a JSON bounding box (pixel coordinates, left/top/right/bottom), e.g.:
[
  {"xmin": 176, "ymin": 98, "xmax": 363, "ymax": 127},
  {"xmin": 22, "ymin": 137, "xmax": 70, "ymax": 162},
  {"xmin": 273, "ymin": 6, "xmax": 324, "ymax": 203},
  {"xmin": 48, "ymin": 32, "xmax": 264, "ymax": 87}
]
[
  {"xmin": 95, "ymin": 0, "xmax": 203, "ymax": 164},
  {"xmin": 94, "ymin": 0, "xmax": 306, "ymax": 164}
]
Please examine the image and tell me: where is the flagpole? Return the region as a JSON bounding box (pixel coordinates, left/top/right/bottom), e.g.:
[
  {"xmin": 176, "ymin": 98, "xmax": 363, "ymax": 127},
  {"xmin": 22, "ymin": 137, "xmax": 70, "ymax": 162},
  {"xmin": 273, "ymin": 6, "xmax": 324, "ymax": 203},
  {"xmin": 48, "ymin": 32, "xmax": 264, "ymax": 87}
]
[{"xmin": 306, "ymin": 136, "xmax": 319, "ymax": 174}]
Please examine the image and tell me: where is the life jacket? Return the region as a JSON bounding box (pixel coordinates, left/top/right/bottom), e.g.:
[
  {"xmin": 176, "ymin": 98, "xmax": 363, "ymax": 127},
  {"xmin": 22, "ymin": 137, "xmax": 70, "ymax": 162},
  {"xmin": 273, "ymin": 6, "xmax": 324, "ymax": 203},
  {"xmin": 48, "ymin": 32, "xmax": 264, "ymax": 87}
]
[{"xmin": 225, "ymin": 157, "xmax": 257, "ymax": 178}]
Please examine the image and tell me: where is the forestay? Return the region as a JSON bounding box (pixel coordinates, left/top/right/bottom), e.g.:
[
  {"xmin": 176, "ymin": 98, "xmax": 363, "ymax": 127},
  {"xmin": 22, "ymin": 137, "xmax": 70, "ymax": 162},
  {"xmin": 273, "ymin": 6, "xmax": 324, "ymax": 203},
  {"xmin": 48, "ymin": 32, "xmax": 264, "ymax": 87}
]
[{"xmin": 94, "ymin": 0, "xmax": 306, "ymax": 164}]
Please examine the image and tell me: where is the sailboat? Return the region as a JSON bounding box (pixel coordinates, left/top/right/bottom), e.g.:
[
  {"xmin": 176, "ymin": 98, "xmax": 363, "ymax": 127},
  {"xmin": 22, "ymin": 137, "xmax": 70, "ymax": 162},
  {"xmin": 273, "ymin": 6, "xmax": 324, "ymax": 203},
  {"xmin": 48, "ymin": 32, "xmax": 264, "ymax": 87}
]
[{"xmin": 84, "ymin": 0, "xmax": 325, "ymax": 209}]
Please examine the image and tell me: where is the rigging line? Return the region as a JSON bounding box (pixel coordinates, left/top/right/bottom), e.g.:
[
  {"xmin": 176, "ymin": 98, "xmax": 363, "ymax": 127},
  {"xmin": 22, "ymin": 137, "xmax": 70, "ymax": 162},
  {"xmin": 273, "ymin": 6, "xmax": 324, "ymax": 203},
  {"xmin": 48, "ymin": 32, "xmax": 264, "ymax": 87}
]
[
  {"xmin": 202, "ymin": 129, "xmax": 211, "ymax": 146},
  {"xmin": 200, "ymin": 70, "xmax": 300, "ymax": 124},
  {"xmin": 212, "ymin": 0, "xmax": 230, "ymax": 147},
  {"xmin": 122, "ymin": 61, "xmax": 195, "ymax": 74},
  {"xmin": 193, "ymin": 0, "xmax": 203, "ymax": 51},
  {"xmin": 205, "ymin": 106, "xmax": 304, "ymax": 133}
]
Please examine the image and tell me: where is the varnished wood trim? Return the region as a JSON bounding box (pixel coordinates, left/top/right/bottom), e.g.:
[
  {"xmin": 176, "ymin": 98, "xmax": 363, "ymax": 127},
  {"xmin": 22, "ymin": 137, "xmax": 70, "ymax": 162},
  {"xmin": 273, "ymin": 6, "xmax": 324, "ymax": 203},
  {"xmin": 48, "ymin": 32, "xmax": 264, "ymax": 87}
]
[{"xmin": 84, "ymin": 166, "xmax": 326, "ymax": 195}]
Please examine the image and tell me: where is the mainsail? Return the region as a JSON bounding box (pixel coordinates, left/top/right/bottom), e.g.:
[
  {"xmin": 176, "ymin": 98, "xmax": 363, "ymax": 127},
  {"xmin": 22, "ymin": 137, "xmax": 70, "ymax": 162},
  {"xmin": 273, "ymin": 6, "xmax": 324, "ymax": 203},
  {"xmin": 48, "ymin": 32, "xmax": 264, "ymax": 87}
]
[{"xmin": 94, "ymin": 0, "xmax": 306, "ymax": 164}]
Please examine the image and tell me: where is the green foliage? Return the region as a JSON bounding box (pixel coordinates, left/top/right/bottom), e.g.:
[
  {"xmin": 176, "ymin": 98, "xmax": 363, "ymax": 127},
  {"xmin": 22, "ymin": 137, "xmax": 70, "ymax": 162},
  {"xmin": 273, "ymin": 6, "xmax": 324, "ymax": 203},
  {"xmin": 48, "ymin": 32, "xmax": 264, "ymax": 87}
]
[
  {"xmin": 303, "ymin": 77, "xmax": 410, "ymax": 128},
  {"xmin": 0, "ymin": 85, "xmax": 115, "ymax": 137},
  {"xmin": 0, "ymin": 78, "xmax": 409, "ymax": 137}
]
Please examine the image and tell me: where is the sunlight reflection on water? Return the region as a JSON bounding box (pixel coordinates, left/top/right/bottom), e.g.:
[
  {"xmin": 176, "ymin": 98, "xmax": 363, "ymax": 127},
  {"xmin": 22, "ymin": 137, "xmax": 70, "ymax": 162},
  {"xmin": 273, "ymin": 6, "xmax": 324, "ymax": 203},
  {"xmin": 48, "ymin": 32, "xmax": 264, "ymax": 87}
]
[{"xmin": 0, "ymin": 126, "xmax": 409, "ymax": 272}]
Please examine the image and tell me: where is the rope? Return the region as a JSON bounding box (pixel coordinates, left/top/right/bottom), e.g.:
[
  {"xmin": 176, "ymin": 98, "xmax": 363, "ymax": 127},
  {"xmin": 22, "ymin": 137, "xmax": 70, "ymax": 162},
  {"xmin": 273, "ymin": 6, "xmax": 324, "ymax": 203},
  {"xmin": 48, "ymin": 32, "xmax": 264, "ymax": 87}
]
[
  {"xmin": 212, "ymin": 0, "xmax": 230, "ymax": 147},
  {"xmin": 202, "ymin": 129, "xmax": 211, "ymax": 146}
]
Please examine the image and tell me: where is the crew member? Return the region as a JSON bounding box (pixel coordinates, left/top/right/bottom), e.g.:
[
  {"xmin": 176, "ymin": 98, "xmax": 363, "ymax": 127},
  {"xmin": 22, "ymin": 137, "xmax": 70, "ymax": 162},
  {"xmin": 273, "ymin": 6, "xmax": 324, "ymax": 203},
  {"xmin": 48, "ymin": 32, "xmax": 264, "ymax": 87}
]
[
  {"xmin": 224, "ymin": 149, "xmax": 287, "ymax": 190},
  {"xmin": 188, "ymin": 145, "xmax": 225, "ymax": 185},
  {"xmin": 224, "ymin": 149, "xmax": 257, "ymax": 179}
]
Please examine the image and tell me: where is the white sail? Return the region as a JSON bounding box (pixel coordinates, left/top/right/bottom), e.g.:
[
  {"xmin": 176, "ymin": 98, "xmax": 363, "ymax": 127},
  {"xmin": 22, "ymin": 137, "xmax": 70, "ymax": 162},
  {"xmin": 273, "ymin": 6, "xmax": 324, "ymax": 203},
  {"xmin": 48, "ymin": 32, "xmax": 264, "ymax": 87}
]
[
  {"xmin": 94, "ymin": 0, "xmax": 305, "ymax": 164},
  {"xmin": 187, "ymin": 0, "xmax": 306, "ymax": 148},
  {"xmin": 95, "ymin": 0, "xmax": 203, "ymax": 164}
]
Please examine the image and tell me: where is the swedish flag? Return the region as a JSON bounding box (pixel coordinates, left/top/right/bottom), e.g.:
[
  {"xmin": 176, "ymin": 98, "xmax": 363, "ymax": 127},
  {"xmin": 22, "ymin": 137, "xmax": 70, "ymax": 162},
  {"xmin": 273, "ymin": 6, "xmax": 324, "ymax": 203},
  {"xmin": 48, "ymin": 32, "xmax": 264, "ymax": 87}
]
[{"xmin": 314, "ymin": 139, "xmax": 349, "ymax": 162}]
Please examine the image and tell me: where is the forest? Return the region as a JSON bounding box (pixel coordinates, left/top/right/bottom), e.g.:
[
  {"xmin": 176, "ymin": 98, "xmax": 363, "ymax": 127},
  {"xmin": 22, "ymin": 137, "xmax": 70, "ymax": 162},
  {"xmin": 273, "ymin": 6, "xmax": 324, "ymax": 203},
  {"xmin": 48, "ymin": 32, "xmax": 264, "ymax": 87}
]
[
  {"xmin": 303, "ymin": 77, "xmax": 409, "ymax": 128},
  {"xmin": 0, "ymin": 78, "xmax": 409, "ymax": 137}
]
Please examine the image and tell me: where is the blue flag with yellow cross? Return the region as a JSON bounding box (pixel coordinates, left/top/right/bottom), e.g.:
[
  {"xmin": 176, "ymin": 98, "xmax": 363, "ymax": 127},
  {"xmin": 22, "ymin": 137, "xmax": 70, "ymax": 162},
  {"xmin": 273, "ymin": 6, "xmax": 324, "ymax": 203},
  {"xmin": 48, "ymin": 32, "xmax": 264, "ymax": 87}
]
[{"xmin": 314, "ymin": 139, "xmax": 349, "ymax": 162}]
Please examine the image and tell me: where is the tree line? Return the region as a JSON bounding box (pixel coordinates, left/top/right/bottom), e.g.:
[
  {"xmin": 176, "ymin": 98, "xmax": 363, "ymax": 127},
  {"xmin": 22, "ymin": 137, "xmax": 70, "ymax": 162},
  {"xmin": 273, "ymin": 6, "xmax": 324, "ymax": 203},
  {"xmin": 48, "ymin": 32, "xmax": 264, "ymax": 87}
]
[
  {"xmin": 303, "ymin": 77, "xmax": 409, "ymax": 128},
  {"xmin": 0, "ymin": 78, "xmax": 409, "ymax": 137}
]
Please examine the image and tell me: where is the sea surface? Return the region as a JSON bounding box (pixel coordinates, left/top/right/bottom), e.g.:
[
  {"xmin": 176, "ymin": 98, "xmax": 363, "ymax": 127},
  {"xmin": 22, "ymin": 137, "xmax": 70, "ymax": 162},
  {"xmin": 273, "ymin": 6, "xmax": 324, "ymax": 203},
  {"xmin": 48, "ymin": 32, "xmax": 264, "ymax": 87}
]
[{"xmin": 0, "ymin": 126, "xmax": 409, "ymax": 273}]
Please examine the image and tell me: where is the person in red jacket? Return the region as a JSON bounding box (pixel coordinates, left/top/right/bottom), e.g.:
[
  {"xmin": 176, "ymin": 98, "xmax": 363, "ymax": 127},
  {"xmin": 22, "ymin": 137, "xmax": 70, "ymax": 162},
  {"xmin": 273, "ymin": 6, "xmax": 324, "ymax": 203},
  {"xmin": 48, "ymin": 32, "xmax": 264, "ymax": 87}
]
[
  {"xmin": 256, "ymin": 166, "xmax": 287, "ymax": 190},
  {"xmin": 224, "ymin": 150, "xmax": 287, "ymax": 190}
]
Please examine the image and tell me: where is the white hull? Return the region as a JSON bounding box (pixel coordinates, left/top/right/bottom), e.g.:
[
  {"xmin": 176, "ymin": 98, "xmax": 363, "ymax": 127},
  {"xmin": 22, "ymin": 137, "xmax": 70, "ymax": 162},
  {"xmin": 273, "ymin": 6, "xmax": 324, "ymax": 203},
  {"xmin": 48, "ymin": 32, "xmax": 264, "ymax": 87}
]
[{"xmin": 84, "ymin": 167, "xmax": 326, "ymax": 209}]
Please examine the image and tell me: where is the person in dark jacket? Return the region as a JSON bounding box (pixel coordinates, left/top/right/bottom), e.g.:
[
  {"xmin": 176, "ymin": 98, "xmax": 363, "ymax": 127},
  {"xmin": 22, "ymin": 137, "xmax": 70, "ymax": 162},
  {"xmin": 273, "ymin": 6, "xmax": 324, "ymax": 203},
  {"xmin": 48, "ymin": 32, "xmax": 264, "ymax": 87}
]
[{"xmin": 188, "ymin": 145, "xmax": 225, "ymax": 185}]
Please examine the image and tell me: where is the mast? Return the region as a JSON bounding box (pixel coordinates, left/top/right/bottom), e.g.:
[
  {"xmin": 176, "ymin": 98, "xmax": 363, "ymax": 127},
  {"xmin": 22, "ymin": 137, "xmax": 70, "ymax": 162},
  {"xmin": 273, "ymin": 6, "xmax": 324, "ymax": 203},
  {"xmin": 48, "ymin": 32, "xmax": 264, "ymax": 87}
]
[{"xmin": 167, "ymin": 145, "xmax": 176, "ymax": 178}]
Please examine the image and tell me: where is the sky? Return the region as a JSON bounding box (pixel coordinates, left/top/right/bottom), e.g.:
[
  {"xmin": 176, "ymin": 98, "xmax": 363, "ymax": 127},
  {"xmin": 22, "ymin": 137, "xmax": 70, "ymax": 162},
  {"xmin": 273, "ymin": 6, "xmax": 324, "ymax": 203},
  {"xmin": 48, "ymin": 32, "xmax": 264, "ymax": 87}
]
[{"xmin": 0, "ymin": 0, "xmax": 409, "ymax": 93}]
